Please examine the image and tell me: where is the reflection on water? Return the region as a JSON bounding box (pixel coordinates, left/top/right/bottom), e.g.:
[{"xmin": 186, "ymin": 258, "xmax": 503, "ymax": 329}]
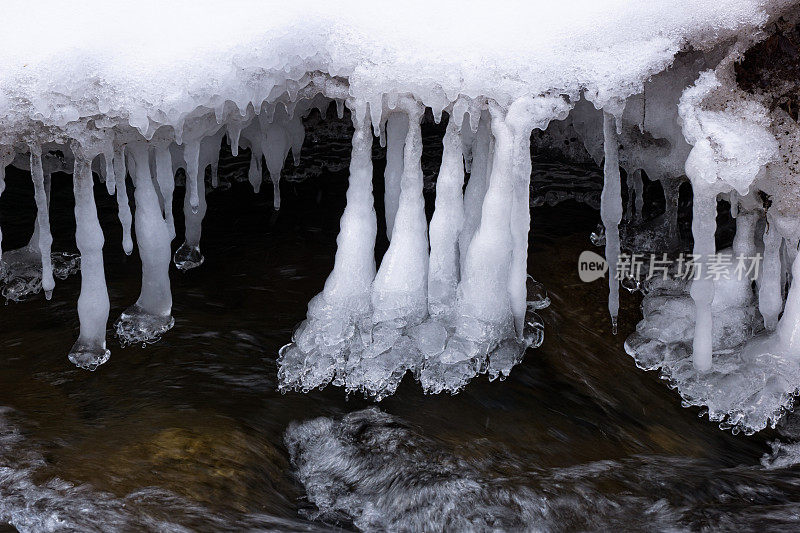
[{"xmin": 0, "ymin": 117, "xmax": 799, "ymax": 531}]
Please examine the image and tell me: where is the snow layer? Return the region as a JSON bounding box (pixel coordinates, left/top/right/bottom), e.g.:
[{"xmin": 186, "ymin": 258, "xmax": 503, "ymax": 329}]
[{"xmin": 0, "ymin": 0, "xmax": 787, "ymax": 147}]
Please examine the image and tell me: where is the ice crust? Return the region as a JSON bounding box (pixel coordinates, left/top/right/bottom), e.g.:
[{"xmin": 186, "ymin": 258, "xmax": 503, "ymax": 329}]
[{"xmin": 0, "ymin": 0, "xmax": 799, "ymax": 417}]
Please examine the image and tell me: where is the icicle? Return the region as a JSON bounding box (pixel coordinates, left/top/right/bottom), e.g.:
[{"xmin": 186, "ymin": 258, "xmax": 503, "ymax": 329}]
[
  {"xmin": 729, "ymin": 209, "xmax": 757, "ymax": 308},
  {"xmin": 459, "ymin": 112, "xmax": 474, "ymax": 173},
  {"xmin": 244, "ymin": 120, "xmax": 264, "ymax": 193},
  {"xmin": 248, "ymin": 149, "xmax": 263, "ymax": 193},
  {"xmin": 428, "ymin": 115, "xmax": 465, "ymax": 318},
  {"xmin": 174, "ymin": 142, "xmax": 207, "ymax": 271},
  {"xmin": 115, "ymin": 143, "xmax": 174, "ymax": 346},
  {"xmin": 452, "ymin": 103, "xmax": 515, "ymax": 342},
  {"xmin": 277, "ymin": 99, "xmax": 377, "ymax": 394},
  {"xmin": 201, "ymin": 133, "xmax": 222, "ymax": 189},
  {"xmin": 29, "ymin": 144, "xmax": 54, "ymax": 298},
  {"xmin": 506, "ymin": 99, "xmax": 538, "ymax": 338},
  {"xmin": 601, "ymin": 111, "xmax": 623, "ymax": 334},
  {"xmin": 154, "ymin": 145, "xmax": 176, "ymax": 240},
  {"xmin": 113, "ymin": 144, "xmax": 134, "ymax": 255},
  {"xmin": 371, "ymin": 98, "xmax": 428, "ymax": 325},
  {"xmin": 103, "ymin": 147, "xmax": 116, "ymax": 195},
  {"xmin": 184, "ymin": 140, "xmax": 201, "ymax": 212},
  {"xmin": 287, "ymin": 112, "xmax": 305, "ymax": 166},
  {"xmin": 689, "ymin": 183, "xmax": 717, "ymax": 372},
  {"xmin": 459, "ymin": 110, "xmax": 491, "ymax": 277},
  {"xmin": 760, "ymin": 211, "xmax": 783, "ymax": 330},
  {"xmin": 383, "ymin": 112, "xmax": 408, "ymax": 240},
  {"xmin": 318, "ymin": 102, "xmax": 377, "ymax": 307},
  {"xmin": 264, "ymin": 122, "xmax": 289, "ymax": 210},
  {"xmin": 776, "ymin": 251, "xmax": 800, "ymax": 355},
  {"xmin": 228, "ymin": 124, "xmax": 242, "ymax": 157},
  {"xmin": 68, "ymin": 149, "xmax": 110, "ymax": 370}
]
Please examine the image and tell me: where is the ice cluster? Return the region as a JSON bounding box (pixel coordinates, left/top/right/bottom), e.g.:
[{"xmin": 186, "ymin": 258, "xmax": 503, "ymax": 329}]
[{"xmin": 1, "ymin": 1, "xmax": 800, "ymax": 413}]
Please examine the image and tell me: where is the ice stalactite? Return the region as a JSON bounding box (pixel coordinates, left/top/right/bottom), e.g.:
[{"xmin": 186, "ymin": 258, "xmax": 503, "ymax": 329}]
[
  {"xmin": 244, "ymin": 119, "xmax": 264, "ymax": 193},
  {"xmin": 775, "ymin": 252, "xmax": 800, "ymax": 356},
  {"xmin": 601, "ymin": 110, "xmax": 623, "ymax": 334},
  {"xmin": 29, "ymin": 145, "xmax": 54, "ymax": 299},
  {"xmin": 459, "ymin": 110, "xmax": 491, "ymax": 277},
  {"xmin": 113, "ymin": 143, "xmax": 134, "ymax": 255},
  {"xmin": 68, "ymin": 148, "xmax": 110, "ymax": 370},
  {"xmin": 263, "ymin": 113, "xmax": 290, "ymax": 210},
  {"xmin": 426, "ymin": 103, "xmax": 517, "ymax": 392},
  {"xmin": 115, "ymin": 143, "xmax": 174, "ymax": 346},
  {"xmin": 760, "ymin": 212, "xmax": 783, "ymax": 330},
  {"xmin": 370, "ymin": 98, "xmax": 427, "ymax": 325},
  {"xmin": 688, "ymin": 183, "xmax": 717, "ymax": 372},
  {"xmin": 278, "ymin": 99, "xmax": 377, "ymax": 392},
  {"xmin": 100, "ymin": 146, "xmax": 115, "ymax": 196},
  {"xmin": 184, "ymin": 139, "xmax": 201, "ymax": 213},
  {"xmin": 383, "ymin": 112, "xmax": 407, "ymax": 240},
  {"xmin": 427, "ymin": 115, "xmax": 464, "ymax": 319},
  {"xmin": 174, "ymin": 131, "xmax": 223, "ymax": 271},
  {"xmin": 154, "ymin": 144, "xmax": 176, "ymax": 240},
  {"xmin": 346, "ymin": 97, "xmax": 429, "ymax": 397}
]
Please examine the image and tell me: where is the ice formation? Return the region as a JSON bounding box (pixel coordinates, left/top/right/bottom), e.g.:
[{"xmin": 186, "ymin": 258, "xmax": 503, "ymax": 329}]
[{"xmin": 1, "ymin": 0, "xmax": 800, "ymax": 426}]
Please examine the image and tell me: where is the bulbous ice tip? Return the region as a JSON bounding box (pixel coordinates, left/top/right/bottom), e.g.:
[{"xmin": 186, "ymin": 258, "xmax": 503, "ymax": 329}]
[
  {"xmin": 44, "ymin": 289, "xmax": 53, "ymax": 300},
  {"xmin": 68, "ymin": 339, "xmax": 110, "ymax": 371},
  {"xmin": 114, "ymin": 304, "xmax": 175, "ymax": 348},
  {"xmin": 173, "ymin": 242, "xmax": 204, "ymax": 272}
]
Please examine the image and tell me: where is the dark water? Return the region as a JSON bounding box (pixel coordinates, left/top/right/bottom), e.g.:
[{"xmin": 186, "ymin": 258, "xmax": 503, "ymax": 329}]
[{"xmin": 0, "ymin": 117, "xmax": 799, "ymax": 532}]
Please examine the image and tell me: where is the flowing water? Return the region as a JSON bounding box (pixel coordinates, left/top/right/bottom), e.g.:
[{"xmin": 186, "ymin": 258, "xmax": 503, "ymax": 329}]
[{"xmin": 0, "ymin": 115, "xmax": 799, "ymax": 532}]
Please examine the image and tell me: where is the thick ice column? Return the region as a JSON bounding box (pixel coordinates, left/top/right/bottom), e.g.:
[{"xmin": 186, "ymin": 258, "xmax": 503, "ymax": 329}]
[
  {"xmin": 115, "ymin": 143, "xmax": 174, "ymax": 346},
  {"xmin": 68, "ymin": 151, "xmax": 110, "ymax": 370},
  {"xmin": 154, "ymin": 145, "xmax": 176, "ymax": 240},
  {"xmin": 132, "ymin": 144, "xmax": 172, "ymax": 315},
  {"xmin": 384, "ymin": 112, "xmax": 408, "ymax": 240},
  {"xmin": 459, "ymin": 111, "xmax": 491, "ymax": 277},
  {"xmin": 601, "ymin": 111, "xmax": 623, "ymax": 333},
  {"xmin": 29, "ymin": 145, "xmax": 54, "ymax": 298},
  {"xmin": 428, "ymin": 115, "xmax": 465, "ymax": 318},
  {"xmin": 506, "ymin": 100, "xmax": 537, "ymax": 337},
  {"xmin": 689, "ymin": 183, "xmax": 717, "ymax": 371},
  {"xmin": 278, "ymin": 101, "xmax": 377, "ymax": 393},
  {"xmin": 455, "ymin": 105, "xmax": 515, "ymax": 338},
  {"xmin": 760, "ymin": 212, "xmax": 783, "ymax": 330},
  {"xmin": 113, "ymin": 144, "xmax": 134, "ymax": 255},
  {"xmin": 776, "ymin": 251, "xmax": 800, "ymax": 355},
  {"xmin": 371, "ymin": 99, "xmax": 429, "ymax": 325},
  {"xmin": 318, "ymin": 105, "xmax": 377, "ymax": 308}
]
